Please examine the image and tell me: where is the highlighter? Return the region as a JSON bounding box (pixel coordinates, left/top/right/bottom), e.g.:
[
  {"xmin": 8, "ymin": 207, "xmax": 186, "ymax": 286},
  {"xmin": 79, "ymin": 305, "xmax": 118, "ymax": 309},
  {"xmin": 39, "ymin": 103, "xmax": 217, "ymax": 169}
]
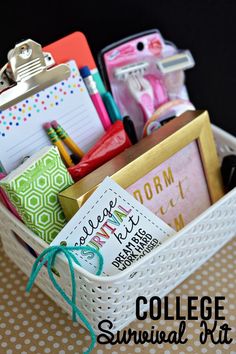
[{"xmin": 103, "ymin": 92, "xmax": 123, "ymax": 122}]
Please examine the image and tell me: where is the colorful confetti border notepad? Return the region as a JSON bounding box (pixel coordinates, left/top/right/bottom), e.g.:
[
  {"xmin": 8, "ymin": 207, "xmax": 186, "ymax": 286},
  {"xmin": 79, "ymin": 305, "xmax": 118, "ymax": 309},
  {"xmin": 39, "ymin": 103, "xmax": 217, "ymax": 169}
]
[
  {"xmin": 0, "ymin": 60, "xmax": 105, "ymax": 173},
  {"xmin": 0, "ymin": 146, "xmax": 74, "ymax": 243}
]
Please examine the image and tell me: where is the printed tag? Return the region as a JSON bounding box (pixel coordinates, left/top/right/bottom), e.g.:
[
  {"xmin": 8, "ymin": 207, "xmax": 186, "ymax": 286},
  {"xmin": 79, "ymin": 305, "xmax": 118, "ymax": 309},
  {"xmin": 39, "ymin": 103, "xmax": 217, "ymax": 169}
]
[{"xmin": 51, "ymin": 177, "xmax": 175, "ymax": 275}]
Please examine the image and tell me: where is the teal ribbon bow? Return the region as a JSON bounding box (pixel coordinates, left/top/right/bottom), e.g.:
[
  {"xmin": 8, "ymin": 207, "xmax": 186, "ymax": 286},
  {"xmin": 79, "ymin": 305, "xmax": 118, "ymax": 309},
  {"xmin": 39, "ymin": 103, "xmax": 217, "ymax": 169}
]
[{"xmin": 26, "ymin": 245, "xmax": 104, "ymax": 354}]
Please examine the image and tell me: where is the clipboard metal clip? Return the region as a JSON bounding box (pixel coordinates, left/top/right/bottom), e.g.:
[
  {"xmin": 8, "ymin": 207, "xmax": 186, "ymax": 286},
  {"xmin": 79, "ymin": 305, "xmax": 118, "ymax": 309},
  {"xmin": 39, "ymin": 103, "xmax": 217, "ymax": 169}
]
[{"xmin": 0, "ymin": 39, "xmax": 71, "ymax": 111}]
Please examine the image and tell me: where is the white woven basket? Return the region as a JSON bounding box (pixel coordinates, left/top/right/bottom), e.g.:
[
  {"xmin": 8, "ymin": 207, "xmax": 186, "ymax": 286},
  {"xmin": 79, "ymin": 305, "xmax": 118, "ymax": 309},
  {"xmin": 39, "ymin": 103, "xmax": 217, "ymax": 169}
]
[{"xmin": 0, "ymin": 125, "xmax": 235, "ymax": 334}]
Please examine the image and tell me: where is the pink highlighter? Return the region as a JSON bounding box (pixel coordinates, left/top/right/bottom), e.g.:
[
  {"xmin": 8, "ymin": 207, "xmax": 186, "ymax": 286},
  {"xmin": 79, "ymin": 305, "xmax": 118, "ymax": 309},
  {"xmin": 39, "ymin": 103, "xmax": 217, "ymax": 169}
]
[{"xmin": 80, "ymin": 66, "xmax": 112, "ymax": 131}]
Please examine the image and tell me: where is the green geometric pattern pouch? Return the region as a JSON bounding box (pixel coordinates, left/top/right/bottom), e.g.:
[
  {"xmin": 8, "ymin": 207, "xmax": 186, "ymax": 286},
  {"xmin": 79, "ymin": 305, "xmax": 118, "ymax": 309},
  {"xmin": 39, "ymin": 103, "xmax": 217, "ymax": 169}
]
[{"xmin": 0, "ymin": 146, "xmax": 74, "ymax": 243}]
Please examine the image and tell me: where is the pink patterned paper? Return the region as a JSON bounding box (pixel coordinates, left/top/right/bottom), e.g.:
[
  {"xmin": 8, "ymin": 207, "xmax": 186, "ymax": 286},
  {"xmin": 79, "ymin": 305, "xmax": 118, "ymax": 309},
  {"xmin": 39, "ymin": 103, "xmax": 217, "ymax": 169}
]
[{"xmin": 126, "ymin": 141, "xmax": 211, "ymax": 231}]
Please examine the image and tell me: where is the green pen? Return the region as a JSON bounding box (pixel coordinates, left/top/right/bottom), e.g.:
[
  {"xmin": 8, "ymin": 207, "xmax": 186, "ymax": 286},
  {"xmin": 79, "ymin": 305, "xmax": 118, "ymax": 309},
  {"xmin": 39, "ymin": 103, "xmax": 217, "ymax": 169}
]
[{"xmin": 103, "ymin": 92, "xmax": 122, "ymax": 123}]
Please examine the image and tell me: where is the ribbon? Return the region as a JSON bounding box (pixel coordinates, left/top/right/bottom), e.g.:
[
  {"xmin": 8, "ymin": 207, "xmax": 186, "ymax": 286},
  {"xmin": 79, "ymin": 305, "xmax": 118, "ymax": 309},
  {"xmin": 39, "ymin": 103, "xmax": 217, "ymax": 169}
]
[{"xmin": 26, "ymin": 245, "xmax": 104, "ymax": 354}]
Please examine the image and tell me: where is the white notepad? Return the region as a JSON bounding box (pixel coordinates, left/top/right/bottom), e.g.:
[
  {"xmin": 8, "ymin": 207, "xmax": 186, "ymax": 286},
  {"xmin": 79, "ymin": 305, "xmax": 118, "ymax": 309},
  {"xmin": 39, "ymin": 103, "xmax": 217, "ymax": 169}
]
[{"xmin": 0, "ymin": 60, "xmax": 105, "ymax": 173}]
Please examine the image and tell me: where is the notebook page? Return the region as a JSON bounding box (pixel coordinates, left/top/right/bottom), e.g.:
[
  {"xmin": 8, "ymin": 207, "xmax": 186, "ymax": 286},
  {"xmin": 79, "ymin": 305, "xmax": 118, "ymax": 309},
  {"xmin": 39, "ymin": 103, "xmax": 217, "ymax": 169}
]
[{"xmin": 0, "ymin": 60, "xmax": 105, "ymax": 173}]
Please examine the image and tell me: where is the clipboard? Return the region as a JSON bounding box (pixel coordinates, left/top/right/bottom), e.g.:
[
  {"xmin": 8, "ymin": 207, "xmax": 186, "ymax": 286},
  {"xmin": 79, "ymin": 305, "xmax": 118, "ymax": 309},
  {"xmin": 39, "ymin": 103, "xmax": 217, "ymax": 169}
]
[
  {"xmin": 44, "ymin": 32, "xmax": 107, "ymax": 96},
  {"xmin": 0, "ymin": 39, "xmax": 70, "ymax": 111},
  {"xmin": 44, "ymin": 32, "xmax": 122, "ymax": 121},
  {"xmin": 0, "ymin": 38, "xmax": 105, "ymax": 173}
]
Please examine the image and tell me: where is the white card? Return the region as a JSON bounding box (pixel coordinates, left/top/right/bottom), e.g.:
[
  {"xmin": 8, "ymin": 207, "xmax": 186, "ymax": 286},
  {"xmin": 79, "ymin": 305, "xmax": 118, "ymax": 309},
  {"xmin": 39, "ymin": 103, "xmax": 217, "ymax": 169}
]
[{"xmin": 51, "ymin": 177, "xmax": 175, "ymax": 276}]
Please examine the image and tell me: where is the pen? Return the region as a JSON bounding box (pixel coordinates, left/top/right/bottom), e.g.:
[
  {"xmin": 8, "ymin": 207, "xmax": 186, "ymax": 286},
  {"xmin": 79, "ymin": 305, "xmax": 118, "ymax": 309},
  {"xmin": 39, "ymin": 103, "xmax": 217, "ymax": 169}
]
[
  {"xmin": 43, "ymin": 123, "xmax": 74, "ymax": 167},
  {"xmin": 103, "ymin": 92, "xmax": 123, "ymax": 123},
  {"xmin": 123, "ymin": 116, "xmax": 138, "ymax": 144},
  {"xmin": 70, "ymin": 153, "xmax": 81, "ymax": 165},
  {"xmin": 51, "ymin": 120, "xmax": 84, "ymax": 158},
  {"xmin": 80, "ymin": 66, "xmax": 112, "ymax": 131}
]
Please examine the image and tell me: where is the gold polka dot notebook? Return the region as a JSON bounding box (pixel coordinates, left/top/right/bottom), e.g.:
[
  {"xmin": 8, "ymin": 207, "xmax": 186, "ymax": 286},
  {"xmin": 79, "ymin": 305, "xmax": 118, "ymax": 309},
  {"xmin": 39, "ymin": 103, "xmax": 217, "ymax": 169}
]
[{"xmin": 0, "ymin": 60, "xmax": 105, "ymax": 174}]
